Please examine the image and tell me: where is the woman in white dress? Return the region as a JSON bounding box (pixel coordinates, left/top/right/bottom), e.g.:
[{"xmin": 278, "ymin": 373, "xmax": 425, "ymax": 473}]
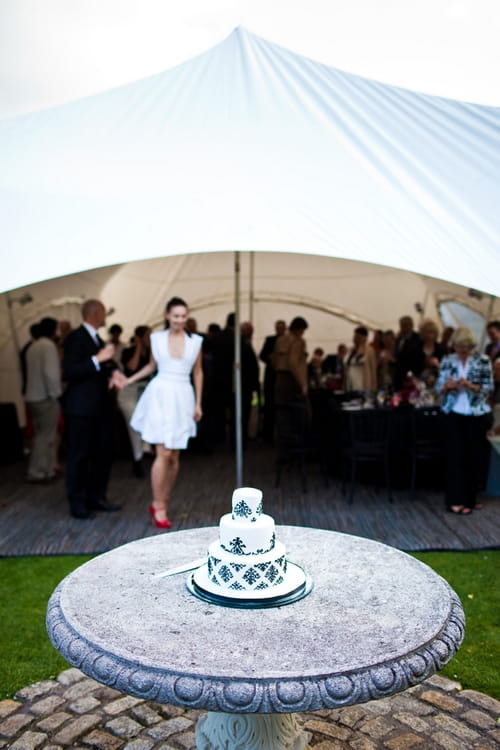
[{"xmin": 114, "ymin": 297, "xmax": 203, "ymax": 528}]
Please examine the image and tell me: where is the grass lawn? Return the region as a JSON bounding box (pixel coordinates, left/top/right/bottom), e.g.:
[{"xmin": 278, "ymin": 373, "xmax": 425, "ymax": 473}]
[
  {"xmin": 1, "ymin": 555, "xmax": 93, "ymax": 699},
  {"xmin": 412, "ymin": 549, "xmax": 500, "ymax": 700},
  {"xmin": 1, "ymin": 551, "xmax": 499, "ymax": 700}
]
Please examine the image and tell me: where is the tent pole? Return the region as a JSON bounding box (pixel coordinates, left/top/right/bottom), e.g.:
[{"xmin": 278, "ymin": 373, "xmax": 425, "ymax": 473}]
[
  {"xmin": 234, "ymin": 252, "xmax": 243, "ymax": 487},
  {"xmin": 6, "ymin": 298, "xmax": 23, "ymax": 356},
  {"xmin": 6, "ymin": 293, "xmax": 32, "ymax": 380},
  {"xmin": 249, "ymin": 251, "xmax": 255, "ymax": 322}
]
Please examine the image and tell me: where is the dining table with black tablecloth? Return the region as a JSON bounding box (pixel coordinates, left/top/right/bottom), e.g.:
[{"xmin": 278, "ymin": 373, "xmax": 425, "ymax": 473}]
[{"xmin": 308, "ymin": 391, "xmax": 446, "ymax": 491}]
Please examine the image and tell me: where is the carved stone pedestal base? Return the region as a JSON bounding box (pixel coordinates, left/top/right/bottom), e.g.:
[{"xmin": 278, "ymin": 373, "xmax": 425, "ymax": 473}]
[{"xmin": 195, "ymin": 711, "xmax": 310, "ymax": 750}]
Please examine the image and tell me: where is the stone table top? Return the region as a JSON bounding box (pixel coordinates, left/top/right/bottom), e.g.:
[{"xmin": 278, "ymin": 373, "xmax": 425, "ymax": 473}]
[{"xmin": 46, "ymin": 527, "xmax": 464, "ymax": 713}]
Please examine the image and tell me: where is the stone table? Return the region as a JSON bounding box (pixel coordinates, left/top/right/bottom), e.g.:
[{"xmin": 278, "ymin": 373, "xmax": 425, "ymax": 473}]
[{"xmin": 46, "ymin": 527, "xmax": 465, "ymax": 750}]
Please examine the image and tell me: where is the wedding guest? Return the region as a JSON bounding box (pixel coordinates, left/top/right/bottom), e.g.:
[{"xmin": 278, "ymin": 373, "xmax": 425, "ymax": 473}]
[
  {"xmin": 344, "ymin": 326, "xmax": 377, "ymax": 394},
  {"xmin": 63, "ymin": 300, "xmax": 125, "ymax": 519},
  {"xmin": 53, "ymin": 319, "xmax": 72, "ymax": 476},
  {"xmin": 440, "ymin": 326, "xmax": 455, "ymax": 354},
  {"xmin": 490, "ymin": 358, "xmax": 500, "ymax": 427},
  {"xmin": 20, "ymin": 323, "xmax": 41, "ymax": 396},
  {"xmin": 108, "ymin": 323, "xmax": 126, "ymax": 370},
  {"xmin": 308, "ymin": 347, "xmax": 325, "ymax": 389},
  {"xmin": 370, "ymin": 329, "xmax": 384, "ymax": 356},
  {"xmin": 56, "ymin": 320, "xmax": 73, "ymax": 361},
  {"xmin": 377, "ymin": 330, "xmax": 396, "ymax": 389},
  {"xmin": 492, "ymin": 359, "xmax": 500, "ymax": 401},
  {"xmin": 259, "ymin": 319, "xmax": 286, "ymax": 441},
  {"xmin": 211, "ymin": 312, "xmax": 236, "ymax": 444},
  {"xmin": 485, "ymin": 320, "xmax": 500, "ymax": 362},
  {"xmin": 436, "ymin": 326, "xmax": 493, "ymax": 515},
  {"xmin": 273, "ymin": 316, "xmax": 309, "ymax": 404},
  {"xmin": 118, "ymin": 325, "xmax": 152, "ymax": 477},
  {"xmin": 485, "ymin": 359, "xmax": 500, "ymax": 496},
  {"xmin": 186, "ymin": 317, "xmax": 200, "ymax": 335},
  {"xmin": 419, "ymin": 319, "xmax": 447, "ymax": 385},
  {"xmin": 239, "ymin": 322, "xmax": 260, "ymax": 445},
  {"xmin": 196, "ymin": 323, "xmax": 221, "ymax": 452},
  {"xmin": 25, "ymin": 317, "xmax": 62, "ymax": 483},
  {"xmin": 322, "ymin": 343, "xmax": 347, "ymax": 389},
  {"xmin": 394, "ymin": 315, "xmax": 424, "ymax": 390},
  {"xmin": 114, "ymin": 297, "xmax": 203, "ymax": 529}
]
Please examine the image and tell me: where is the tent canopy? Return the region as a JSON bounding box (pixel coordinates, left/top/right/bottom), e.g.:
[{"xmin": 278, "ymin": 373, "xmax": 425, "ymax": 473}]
[
  {"xmin": 2, "ymin": 27, "xmax": 499, "ymax": 423},
  {"xmin": 1, "ymin": 27, "xmax": 500, "ymax": 296}
]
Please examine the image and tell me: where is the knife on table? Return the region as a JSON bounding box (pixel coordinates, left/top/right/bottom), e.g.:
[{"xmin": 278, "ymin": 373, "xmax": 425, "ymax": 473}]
[{"xmin": 154, "ymin": 558, "xmax": 206, "ymax": 578}]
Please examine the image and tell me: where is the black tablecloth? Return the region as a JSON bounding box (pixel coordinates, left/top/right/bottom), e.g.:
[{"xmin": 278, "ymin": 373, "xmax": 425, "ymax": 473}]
[{"xmin": 309, "ymin": 391, "xmax": 445, "ymax": 490}]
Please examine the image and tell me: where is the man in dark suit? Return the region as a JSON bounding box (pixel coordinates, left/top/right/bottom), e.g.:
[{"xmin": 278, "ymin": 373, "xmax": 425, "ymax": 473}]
[
  {"xmin": 210, "ymin": 312, "xmax": 237, "ymax": 444},
  {"xmin": 63, "ymin": 299, "xmax": 125, "ymax": 519},
  {"xmin": 393, "ymin": 315, "xmax": 425, "ymax": 391}
]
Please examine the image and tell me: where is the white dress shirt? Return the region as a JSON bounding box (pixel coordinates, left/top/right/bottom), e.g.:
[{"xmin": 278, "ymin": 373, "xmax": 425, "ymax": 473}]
[{"xmin": 82, "ymin": 321, "xmax": 102, "ymax": 370}]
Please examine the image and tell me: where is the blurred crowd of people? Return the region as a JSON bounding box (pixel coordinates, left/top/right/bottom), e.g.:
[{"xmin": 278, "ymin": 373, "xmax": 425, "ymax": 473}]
[
  {"xmin": 301, "ymin": 315, "xmax": 499, "ymax": 515},
  {"xmin": 305, "ymin": 316, "xmax": 459, "ymax": 397},
  {"xmin": 19, "ymin": 303, "xmax": 500, "ymax": 519}
]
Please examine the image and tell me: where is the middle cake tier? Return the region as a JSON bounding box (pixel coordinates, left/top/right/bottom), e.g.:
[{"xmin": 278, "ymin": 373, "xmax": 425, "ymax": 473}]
[{"xmin": 219, "ymin": 512, "xmax": 276, "ymax": 555}]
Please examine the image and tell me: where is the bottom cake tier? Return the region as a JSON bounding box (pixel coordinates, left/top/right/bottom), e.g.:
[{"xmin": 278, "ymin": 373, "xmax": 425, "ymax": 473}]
[
  {"xmin": 207, "ymin": 540, "xmax": 287, "ymax": 591},
  {"xmin": 189, "ymin": 560, "xmax": 310, "ymax": 606}
]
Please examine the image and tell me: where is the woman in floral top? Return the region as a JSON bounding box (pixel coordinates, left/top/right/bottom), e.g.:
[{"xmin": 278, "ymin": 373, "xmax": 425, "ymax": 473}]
[{"xmin": 436, "ymin": 327, "xmax": 493, "ymax": 514}]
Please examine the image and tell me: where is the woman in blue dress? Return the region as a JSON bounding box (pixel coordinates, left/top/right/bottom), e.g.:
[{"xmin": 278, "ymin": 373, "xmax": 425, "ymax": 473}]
[{"xmin": 115, "ymin": 297, "xmax": 203, "ymax": 528}]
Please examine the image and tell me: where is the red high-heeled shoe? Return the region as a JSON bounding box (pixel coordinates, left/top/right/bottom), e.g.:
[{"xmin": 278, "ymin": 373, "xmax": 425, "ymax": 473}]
[{"xmin": 148, "ymin": 504, "xmax": 172, "ymax": 529}]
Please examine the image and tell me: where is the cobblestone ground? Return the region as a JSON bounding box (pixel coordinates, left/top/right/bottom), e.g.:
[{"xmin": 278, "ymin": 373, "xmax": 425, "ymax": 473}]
[{"xmin": 1, "ymin": 668, "xmax": 499, "ymax": 750}]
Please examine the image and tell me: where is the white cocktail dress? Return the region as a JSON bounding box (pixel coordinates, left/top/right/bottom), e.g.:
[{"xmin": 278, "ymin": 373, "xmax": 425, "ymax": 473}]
[{"xmin": 130, "ymin": 330, "xmax": 202, "ymax": 449}]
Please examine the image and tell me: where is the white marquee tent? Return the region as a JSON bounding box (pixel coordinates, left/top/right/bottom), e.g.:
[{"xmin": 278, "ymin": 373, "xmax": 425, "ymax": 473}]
[{"xmin": 1, "ymin": 27, "xmax": 499, "ymax": 424}]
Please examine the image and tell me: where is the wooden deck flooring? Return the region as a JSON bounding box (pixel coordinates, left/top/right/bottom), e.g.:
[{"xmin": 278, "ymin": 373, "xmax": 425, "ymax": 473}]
[{"xmin": 1, "ymin": 441, "xmax": 499, "ymax": 556}]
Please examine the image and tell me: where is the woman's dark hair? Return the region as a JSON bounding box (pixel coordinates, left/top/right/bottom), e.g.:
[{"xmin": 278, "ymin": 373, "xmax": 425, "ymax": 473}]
[
  {"xmin": 30, "ymin": 323, "xmax": 42, "ymax": 339},
  {"xmin": 354, "ymin": 326, "xmax": 368, "ymax": 338},
  {"xmin": 164, "ymin": 297, "xmax": 189, "ymax": 332},
  {"xmin": 39, "ymin": 317, "xmax": 58, "ymax": 337},
  {"xmin": 289, "ymin": 316, "xmax": 308, "ymax": 332},
  {"xmin": 165, "ymin": 296, "xmax": 188, "ymax": 313},
  {"xmin": 134, "ymin": 325, "xmax": 150, "ymax": 338}
]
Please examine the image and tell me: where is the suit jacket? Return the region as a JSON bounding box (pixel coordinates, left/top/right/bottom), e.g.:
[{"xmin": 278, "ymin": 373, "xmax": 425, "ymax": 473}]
[
  {"xmin": 241, "ymin": 339, "xmax": 260, "ymax": 396},
  {"xmin": 259, "ymin": 334, "xmax": 278, "ymax": 365},
  {"xmin": 394, "ymin": 331, "xmax": 424, "ymax": 389},
  {"xmin": 62, "ymin": 325, "xmax": 116, "ymax": 417},
  {"xmin": 259, "ymin": 334, "xmax": 278, "ymax": 388}
]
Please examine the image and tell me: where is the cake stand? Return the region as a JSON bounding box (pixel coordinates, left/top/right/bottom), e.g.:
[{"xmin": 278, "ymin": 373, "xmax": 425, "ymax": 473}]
[{"xmin": 46, "ymin": 526, "xmax": 464, "ymax": 750}]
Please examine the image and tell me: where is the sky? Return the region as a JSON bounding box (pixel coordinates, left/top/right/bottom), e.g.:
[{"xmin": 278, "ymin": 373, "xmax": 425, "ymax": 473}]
[{"xmin": 0, "ymin": 0, "xmax": 499, "ymax": 119}]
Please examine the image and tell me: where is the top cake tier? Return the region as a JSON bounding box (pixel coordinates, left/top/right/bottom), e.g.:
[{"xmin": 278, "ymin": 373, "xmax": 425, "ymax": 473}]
[{"xmin": 231, "ymin": 487, "xmax": 263, "ymax": 523}]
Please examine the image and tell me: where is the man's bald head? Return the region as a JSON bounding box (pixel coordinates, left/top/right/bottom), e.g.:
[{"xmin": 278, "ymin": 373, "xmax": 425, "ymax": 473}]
[{"xmin": 82, "ymin": 299, "xmax": 106, "ymax": 329}]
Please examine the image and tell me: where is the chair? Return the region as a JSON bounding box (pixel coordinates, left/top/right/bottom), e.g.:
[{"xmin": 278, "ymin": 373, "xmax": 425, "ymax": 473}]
[
  {"xmin": 342, "ymin": 409, "xmax": 392, "ymax": 503},
  {"xmin": 0, "ymin": 402, "xmax": 23, "ymax": 465},
  {"xmin": 274, "ymin": 400, "xmax": 310, "ymax": 492},
  {"xmin": 409, "ymin": 407, "xmax": 443, "ymax": 497}
]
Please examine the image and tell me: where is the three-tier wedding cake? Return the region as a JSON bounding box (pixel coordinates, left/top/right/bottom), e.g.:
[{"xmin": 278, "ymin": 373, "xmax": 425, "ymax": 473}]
[
  {"xmin": 189, "ymin": 486, "xmax": 311, "ymax": 605},
  {"xmin": 207, "ymin": 487, "xmax": 287, "ymax": 592}
]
